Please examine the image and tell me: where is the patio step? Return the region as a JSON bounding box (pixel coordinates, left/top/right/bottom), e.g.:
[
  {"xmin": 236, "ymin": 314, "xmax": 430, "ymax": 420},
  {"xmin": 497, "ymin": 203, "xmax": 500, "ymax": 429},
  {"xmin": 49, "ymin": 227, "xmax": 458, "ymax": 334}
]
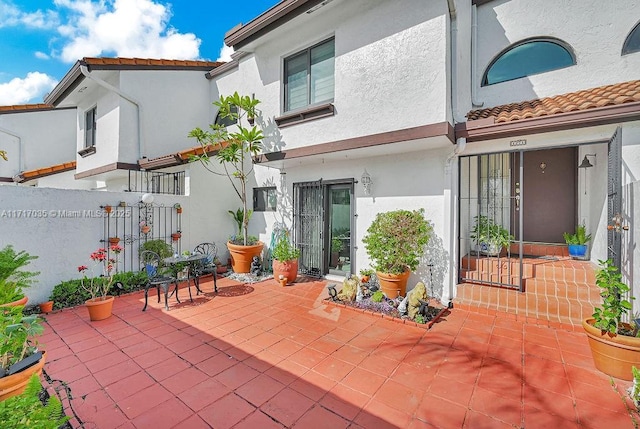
[{"xmin": 455, "ymin": 258, "xmax": 601, "ymax": 329}]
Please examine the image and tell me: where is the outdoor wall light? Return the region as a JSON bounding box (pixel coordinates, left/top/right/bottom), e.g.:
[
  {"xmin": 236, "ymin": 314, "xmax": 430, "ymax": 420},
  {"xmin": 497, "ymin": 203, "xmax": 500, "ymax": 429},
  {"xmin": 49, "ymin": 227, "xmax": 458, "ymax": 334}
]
[
  {"xmin": 141, "ymin": 193, "xmax": 154, "ymax": 204},
  {"xmin": 539, "ymin": 162, "xmax": 547, "ymax": 173},
  {"xmin": 361, "ymin": 169, "xmax": 372, "ymax": 196},
  {"xmin": 578, "ymin": 154, "xmax": 596, "ymax": 168}
]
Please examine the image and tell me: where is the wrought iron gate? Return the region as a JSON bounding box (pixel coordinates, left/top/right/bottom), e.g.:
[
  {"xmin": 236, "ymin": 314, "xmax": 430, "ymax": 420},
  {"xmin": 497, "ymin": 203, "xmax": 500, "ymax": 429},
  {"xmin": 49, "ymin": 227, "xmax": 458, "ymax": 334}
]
[
  {"xmin": 607, "ymin": 127, "xmax": 623, "ymax": 269},
  {"xmin": 293, "ymin": 180, "xmax": 324, "ymax": 277},
  {"xmin": 459, "ymin": 152, "xmax": 524, "ymax": 290}
]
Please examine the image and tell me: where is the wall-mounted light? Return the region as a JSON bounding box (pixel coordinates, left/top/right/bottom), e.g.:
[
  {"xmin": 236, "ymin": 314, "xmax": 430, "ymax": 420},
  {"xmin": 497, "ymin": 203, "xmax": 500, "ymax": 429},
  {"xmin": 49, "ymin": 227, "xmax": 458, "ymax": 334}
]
[
  {"xmin": 578, "ymin": 154, "xmax": 596, "ymax": 168},
  {"xmin": 539, "ymin": 162, "xmax": 547, "ymax": 173},
  {"xmin": 141, "ymin": 193, "xmax": 154, "ymax": 204},
  {"xmin": 361, "ymin": 169, "xmax": 372, "ymax": 196}
]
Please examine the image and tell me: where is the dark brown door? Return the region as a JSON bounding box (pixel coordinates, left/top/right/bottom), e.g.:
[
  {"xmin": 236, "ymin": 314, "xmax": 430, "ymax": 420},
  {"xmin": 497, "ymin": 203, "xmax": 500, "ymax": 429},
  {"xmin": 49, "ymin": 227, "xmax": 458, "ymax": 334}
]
[{"xmin": 513, "ymin": 148, "xmax": 577, "ymax": 243}]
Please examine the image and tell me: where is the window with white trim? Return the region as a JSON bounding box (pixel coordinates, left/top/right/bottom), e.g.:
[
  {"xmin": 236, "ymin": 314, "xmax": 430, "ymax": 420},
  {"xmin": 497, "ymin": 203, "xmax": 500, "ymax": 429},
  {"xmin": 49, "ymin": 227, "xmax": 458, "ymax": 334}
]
[{"xmin": 284, "ymin": 38, "xmax": 335, "ymax": 112}]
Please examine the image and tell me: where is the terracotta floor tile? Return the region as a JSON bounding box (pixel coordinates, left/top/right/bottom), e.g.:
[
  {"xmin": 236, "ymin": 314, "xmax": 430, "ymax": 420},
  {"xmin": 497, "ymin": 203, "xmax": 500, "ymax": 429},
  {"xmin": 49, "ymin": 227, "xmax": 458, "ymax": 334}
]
[
  {"xmin": 427, "ymin": 374, "xmax": 475, "ymax": 408},
  {"xmin": 312, "ymin": 356, "xmax": 355, "ymax": 382},
  {"xmin": 118, "ymin": 384, "xmax": 174, "ymax": 419},
  {"xmin": 215, "ymin": 362, "xmax": 260, "ymax": 390},
  {"xmin": 180, "ymin": 343, "xmax": 220, "ymax": 365},
  {"xmin": 468, "ymin": 387, "xmax": 523, "ymax": 427},
  {"xmin": 78, "ymin": 403, "xmax": 127, "ymax": 429},
  {"xmin": 267, "ymin": 338, "xmax": 305, "ymax": 358},
  {"xmin": 161, "ymin": 367, "xmax": 209, "ymax": 395},
  {"xmin": 415, "ymin": 393, "xmax": 469, "ymax": 429},
  {"xmin": 341, "ymin": 367, "xmax": 386, "ymax": 396},
  {"xmin": 292, "ymin": 404, "xmax": 350, "ymax": 429},
  {"xmin": 172, "ymin": 414, "xmax": 211, "ymax": 429},
  {"xmin": 144, "ymin": 355, "xmax": 191, "ymax": 381},
  {"xmin": 355, "ymin": 398, "xmax": 413, "ymax": 429},
  {"xmin": 463, "ymin": 410, "xmax": 520, "ymax": 429},
  {"xmin": 197, "ymin": 352, "xmax": 239, "ymax": 377},
  {"xmin": 236, "ymin": 373, "xmax": 286, "ymax": 407},
  {"xmin": 199, "ymin": 393, "xmax": 255, "ymax": 429},
  {"xmin": 178, "ymin": 378, "xmax": 231, "ymax": 412},
  {"xmin": 232, "ymin": 410, "xmax": 285, "ymax": 429},
  {"xmin": 332, "ymin": 344, "xmax": 370, "ymax": 366},
  {"xmin": 131, "ymin": 398, "xmax": 193, "ymax": 428},
  {"xmin": 290, "ymin": 371, "xmax": 336, "ymax": 401},
  {"xmin": 320, "ymin": 383, "xmax": 369, "ymax": 421},
  {"xmin": 288, "ymin": 347, "xmax": 328, "ymax": 369},
  {"xmin": 260, "ymin": 387, "xmax": 315, "ymax": 427},
  {"xmin": 265, "ymin": 362, "xmax": 306, "ymax": 385},
  {"xmin": 104, "ymin": 370, "xmax": 156, "ymax": 402}
]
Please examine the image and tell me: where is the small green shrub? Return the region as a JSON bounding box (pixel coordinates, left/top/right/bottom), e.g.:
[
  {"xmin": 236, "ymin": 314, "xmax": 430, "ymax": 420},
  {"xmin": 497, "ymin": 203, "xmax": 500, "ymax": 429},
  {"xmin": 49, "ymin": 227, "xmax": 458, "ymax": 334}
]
[
  {"xmin": 0, "ymin": 246, "xmax": 39, "ymax": 304},
  {"xmin": 563, "ymin": 224, "xmax": 592, "ymax": 245},
  {"xmin": 415, "ymin": 314, "xmax": 426, "ymax": 324},
  {"xmin": 0, "ymin": 374, "xmax": 69, "ymax": 429},
  {"xmin": 140, "ymin": 239, "xmax": 174, "ymax": 259},
  {"xmin": 371, "ymin": 291, "xmax": 384, "ymax": 303},
  {"xmin": 272, "ymin": 236, "xmax": 300, "ymax": 261}
]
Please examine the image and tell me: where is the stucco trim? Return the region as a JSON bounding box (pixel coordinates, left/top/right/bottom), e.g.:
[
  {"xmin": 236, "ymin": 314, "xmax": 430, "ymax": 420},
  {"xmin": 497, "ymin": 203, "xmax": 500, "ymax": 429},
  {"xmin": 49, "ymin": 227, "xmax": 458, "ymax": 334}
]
[
  {"xmin": 456, "ymin": 102, "xmax": 640, "ymax": 142},
  {"xmin": 224, "ymin": 0, "xmax": 325, "ymax": 49},
  {"xmin": 274, "ymin": 103, "xmax": 335, "ymax": 127},
  {"xmin": 255, "ymin": 122, "xmax": 454, "ymax": 163},
  {"xmin": 74, "ymin": 162, "xmax": 139, "ymax": 180}
]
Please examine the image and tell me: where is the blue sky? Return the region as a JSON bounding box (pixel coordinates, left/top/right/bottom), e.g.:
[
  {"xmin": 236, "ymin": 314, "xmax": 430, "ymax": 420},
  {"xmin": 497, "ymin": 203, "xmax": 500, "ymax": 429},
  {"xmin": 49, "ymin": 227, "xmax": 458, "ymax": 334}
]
[{"xmin": 0, "ymin": 0, "xmax": 278, "ymax": 105}]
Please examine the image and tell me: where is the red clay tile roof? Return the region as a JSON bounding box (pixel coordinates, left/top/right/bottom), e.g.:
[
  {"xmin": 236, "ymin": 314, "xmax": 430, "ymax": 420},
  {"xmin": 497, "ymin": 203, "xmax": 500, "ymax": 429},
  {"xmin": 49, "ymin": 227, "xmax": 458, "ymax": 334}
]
[
  {"xmin": 83, "ymin": 57, "xmax": 223, "ymax": 68},
  {"xmin": 0, "ymin": 104, "xmax": 55, "ymax": 113},
  {"xmin": 138, "ymin": 143, "xmax": 228, "ymax": 170},
  {"xmin": 15, "ymin": 161, "xmax": 76, "ymax": 183},
  {"xmin": 467, "ymin": 80, "xmax": 640, "ymax": 123}
]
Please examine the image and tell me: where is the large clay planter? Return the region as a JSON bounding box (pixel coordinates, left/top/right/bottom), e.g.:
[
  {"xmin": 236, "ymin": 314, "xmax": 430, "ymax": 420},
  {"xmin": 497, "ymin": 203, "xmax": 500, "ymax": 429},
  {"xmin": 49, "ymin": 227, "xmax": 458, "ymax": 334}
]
[
  {"xmin": 0, "ymin": 296, "xmax": 28, "ymax": 308},
  {"xmin": 0, "ymin": 351, "xmax": 46, "ymax": 401},
  {"xmin": 582, "ymin": 318, "xmax": 640, "ymax": 381},
  {"xmin": 85, "ymin": 296, "xmax": 115, "ymax": 321},
  {"xmin": 227, "ymin": 241, "xmax": 264, "ymax": 274},
  {"xmin": 377, "ymin": 270, "xmax": 411, "ymax": 299},
  {"xmin": 273, "ymin": 259, "xmax": 299, "ymax": 284}
]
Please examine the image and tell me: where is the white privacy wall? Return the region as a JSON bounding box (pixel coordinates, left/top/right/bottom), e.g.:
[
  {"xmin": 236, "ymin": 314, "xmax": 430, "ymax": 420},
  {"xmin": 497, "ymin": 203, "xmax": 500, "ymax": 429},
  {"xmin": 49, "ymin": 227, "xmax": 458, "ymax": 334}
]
[{"xmin": 475, "ymin": 0, "xmax": 640, "ymax": 107}]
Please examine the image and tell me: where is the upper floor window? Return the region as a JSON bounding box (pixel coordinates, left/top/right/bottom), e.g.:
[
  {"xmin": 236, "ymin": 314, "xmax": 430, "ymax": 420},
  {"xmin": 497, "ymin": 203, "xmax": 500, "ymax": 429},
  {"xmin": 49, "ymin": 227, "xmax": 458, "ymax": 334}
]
[
  {"xmin": 622, "ymin": 21, "xmax": 640, "ymax": 55},
  {"xmin": 284, "ymin": 38, "xmax": 335, "ymax": 112},
  {"xmin": 215, "ymin": 105, "xmax": 237, "ymax": 127},
  {"xmin": 482, "ymin": 38, "xmax": 576, "ymax": 86},
  {"xmin": 85, "ymin": 106, "xmax": 97, "ymax": 148}
]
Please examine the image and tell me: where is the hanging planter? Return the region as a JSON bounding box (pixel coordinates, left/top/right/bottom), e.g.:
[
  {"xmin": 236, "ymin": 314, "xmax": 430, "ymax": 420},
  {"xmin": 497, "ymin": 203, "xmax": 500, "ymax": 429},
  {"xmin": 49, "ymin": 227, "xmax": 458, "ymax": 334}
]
[
  {"xmin": 174, "ymin": 203, "xmax": 183, "ymax": 214},
  {"xmin": 104, "ymin": 205, "xmax": 112, "ymax": 214},
  {"xmin": 171, "ymin": 232, "xmax": 182, "ymax": 241},
  {"xmin": 140, "ymin": 221, "xmax": 151, "ymax": 234},
  {"xmin": 108, "ymin": 237, "xmax": 120, "ymax": 245}
]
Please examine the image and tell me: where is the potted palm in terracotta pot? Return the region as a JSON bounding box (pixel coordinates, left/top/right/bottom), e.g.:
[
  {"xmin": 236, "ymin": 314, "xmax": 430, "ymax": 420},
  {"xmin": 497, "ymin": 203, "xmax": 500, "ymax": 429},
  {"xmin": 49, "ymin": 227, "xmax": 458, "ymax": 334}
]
[
  {"xmin": 582, "ymin": 259, "xmax": 640, "ymax": 380},
  {"xmin": 362, "ymin": 209, "xmax": 433, "ymax": 298},
  {"xmin": 0, "ymin": 246, "xmax": 38, "ymax": 308},
  {"xmin": 272, "ymin": 235, "xmax": 300, "ymax": 285},
  {"xmin": 78, "ymin": 245, "xmax": 122, "ymax": 321},
  {"xmin": 189, "ymin": 92, "xmax": 264, "ymax": 273}
]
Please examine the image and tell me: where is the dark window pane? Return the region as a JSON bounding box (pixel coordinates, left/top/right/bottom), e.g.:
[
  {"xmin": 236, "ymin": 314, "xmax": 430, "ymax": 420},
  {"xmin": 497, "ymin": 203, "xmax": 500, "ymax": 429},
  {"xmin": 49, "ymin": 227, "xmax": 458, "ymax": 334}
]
[
  {"xmin": 484, "ymin": 40, "xmax": 575, "ymax": 86},
  {"xmin": 253, "ymin": 187, "xmax": 277, "ymax": 211},
  {"xmin": 623, "ymin": 22, "xmax": 640, "ymax": 55},
  {"xmin": 215, "ymin": 105, "xmax": 237, "ymax": 127},
  {"xmin": 85, "ymin": 107, "xmax": 96, "ymax": 148},
  {"xmin": 285, "ymin": 52, "xmax": 309, "ymax": 111}
]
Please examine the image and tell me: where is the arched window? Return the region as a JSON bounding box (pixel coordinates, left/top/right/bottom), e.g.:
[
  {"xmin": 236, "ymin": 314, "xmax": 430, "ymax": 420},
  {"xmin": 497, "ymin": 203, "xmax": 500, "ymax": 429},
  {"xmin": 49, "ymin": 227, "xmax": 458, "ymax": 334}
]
[
  {"xmin": 622, "ymin": 21, "xmax": 640, "ymax": 55},
  {"xmin": 482, "ymin": 38, "xmax": 576, "ymax": 86}
]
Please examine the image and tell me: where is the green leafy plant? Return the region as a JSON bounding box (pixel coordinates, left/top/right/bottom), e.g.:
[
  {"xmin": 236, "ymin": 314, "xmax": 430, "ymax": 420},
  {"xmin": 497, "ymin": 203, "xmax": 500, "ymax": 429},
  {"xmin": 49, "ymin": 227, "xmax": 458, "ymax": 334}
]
[
  {"xmin": 189, "ymin": 92, "xmax": 263, "ymax": 246},
  {"xmin": 0, "ymin": 246, "xmax": 38, "ymax": 304},
  {"xmin": 470, "ymin": 215, "xmax": 513, "ymax": 250},
  {"xmin": 371, "ymin": 291, "xmax": 384, "ymax": 302},
  {"xmin": 563, "ymin": 224, "xmax": 592, "ymax": 245},
  {"xmin": 331, "ymin": 237, "xmax": 344, "ymax": 254},
  {"xmin": 1, "ymin": 306, "xmax": 43, "ymax": 372},
  {"xmin": 228, "ymin": 234, "xmax": 260, "ymax": 246},
  {"xmin": 0, "ymin": 374, "xmax": 69, "ymax": 428},
  {"xmin": 592, "ymin": 259, "xmax": 634, "ymax": 335},
  {"xmin": 631, "ymin": 366, "xmax": 640, "ymax": 408},
  {"xmin": 272, "ymin": 235, "xmax": 300, "ymax": 262},
  {"xmin": 359, "ymin": 268, "xmax": 374, "ymax": 277},
  {"xmin": 140, "ymin": 239, "xmax": 174, "ymax": 260},
  {"xmin": 228, "ymin": 208, "xmax": 253, "ymax": 236},
  {"xmin": 362, "ymin": 209, "xmax": 433, "ymax": 275},
  {"xmin": 415, "ymin": 314, "xmax": 426, "ymax": 324}
]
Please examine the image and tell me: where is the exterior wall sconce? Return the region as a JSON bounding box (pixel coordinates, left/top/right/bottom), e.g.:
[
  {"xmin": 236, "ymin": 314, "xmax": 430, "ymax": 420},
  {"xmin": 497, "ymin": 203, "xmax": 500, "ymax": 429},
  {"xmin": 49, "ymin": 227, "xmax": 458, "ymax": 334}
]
[
  {"xmin": 539, "ymin": 162, "xmax": 547, "ymax": 173},
  {"xmin": 361, "ymin": 169, "xmax": 372, "ymax": 195},
  {"xmin": 578, "ymin": 154, "xmax": 596, "ymax": 168}
]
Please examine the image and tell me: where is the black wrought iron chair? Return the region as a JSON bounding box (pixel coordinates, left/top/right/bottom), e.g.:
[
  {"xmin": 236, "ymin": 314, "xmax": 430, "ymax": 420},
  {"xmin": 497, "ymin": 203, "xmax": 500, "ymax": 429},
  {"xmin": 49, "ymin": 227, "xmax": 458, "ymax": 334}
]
[
  {"xmin": 140, "ymin": 250, "xmax": 179, "ymax": 311},
  {"xmin": 192, "ymin": 243, "xmax": 218, "ymax": 294}
]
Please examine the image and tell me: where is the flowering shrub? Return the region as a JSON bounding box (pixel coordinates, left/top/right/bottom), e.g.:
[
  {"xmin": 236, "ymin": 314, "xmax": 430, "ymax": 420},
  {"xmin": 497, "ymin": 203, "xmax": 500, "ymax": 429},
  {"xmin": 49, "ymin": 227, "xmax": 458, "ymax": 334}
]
[{"xmin": 78, "ymin": 245, "xmax": 122, "ymax": 300}]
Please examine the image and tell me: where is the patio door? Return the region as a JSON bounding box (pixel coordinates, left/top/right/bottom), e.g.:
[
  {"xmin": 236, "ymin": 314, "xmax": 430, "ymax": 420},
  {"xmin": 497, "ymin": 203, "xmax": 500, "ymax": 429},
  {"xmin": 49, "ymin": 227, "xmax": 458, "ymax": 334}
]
[{"xmin": 293, "ymin": 179, "xmax": 354, "ymax": 277}]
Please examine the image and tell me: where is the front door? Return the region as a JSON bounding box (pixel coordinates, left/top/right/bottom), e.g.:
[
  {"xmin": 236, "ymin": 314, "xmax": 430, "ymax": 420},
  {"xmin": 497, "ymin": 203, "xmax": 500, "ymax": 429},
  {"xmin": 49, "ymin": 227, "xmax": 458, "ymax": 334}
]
[{"xmin": 515, "ymin": 147, "xmax": 577, "ymax": 243}]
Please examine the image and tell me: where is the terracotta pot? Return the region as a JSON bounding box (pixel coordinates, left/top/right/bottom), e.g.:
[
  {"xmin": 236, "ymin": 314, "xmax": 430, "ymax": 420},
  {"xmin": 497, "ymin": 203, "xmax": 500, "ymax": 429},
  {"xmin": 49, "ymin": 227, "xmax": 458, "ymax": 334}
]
[
  {"xmin": 280, "ymin": 278, "xmax": 288, "ymax": 287},
  {"xmin": 104, "ymin": 205, "xmax": 112, "ymax": 214},
  {"xmin": 361, "ymin": 275, "xmax": 370, "ymax": 283},
  {"xmin": 85, "ymin": 296, "xmax": 115, "ymax": 321},
  {"xmin": 376, "ymin": 269, "xmax": 411, "ymax": 299},
  {"xmin": 176, "ymin": 208, "xmax": 183, "ymax": 214},
  {"xmin": 273, "ymin": 259, "xmax": 298, "ymax": 284},
  {"xmin": 171, "ymin": 233, "xmax": 181, "ymax": 241},
  {"xmin": 0, "ymin": 296, "xmax": 28, "ymax": 308},
  {"xmin": 227, "ymin": 241, "xmax": 264, "ymax": 273},
  {"xmin": 141, "ymin": 225, "xmax": 151, "ymax": 234},
  {"xmin": 0, "ymin": 351, "xmax": 46, "ymax": 401},
  {"xmin": 108, "ymin": 237, "xmax": 120, "ymax": 245},
  {"xmin": 39, "ymin": 301, "xmax": 54, "ymax": 314},
  {"xmin": 582, "ymin": 318, "xmax": 640, "ymax": 381}
]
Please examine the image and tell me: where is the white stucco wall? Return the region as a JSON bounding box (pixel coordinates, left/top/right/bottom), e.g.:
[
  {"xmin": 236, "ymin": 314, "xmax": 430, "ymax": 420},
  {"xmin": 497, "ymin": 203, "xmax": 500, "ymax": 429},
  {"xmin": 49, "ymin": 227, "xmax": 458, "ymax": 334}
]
[
  {"xmin": 474, "ymin": 0, "xmax": 640, "ymax": 107},
  {"xmin": 0, "ymin": 108, "xmax": 77, "ymax": 179}
]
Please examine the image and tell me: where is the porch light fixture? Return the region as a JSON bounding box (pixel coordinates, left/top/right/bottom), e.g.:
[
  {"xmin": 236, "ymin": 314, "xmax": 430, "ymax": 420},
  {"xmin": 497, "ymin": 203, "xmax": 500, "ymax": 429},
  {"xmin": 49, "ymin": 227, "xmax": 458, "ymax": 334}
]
[
  {"xmin": 578, "ymin": 154, "xmax": 596, "ymax": 168},
  {"xmin": 361, "ymin": 169, "xmax": 372, "ymax": 196}
]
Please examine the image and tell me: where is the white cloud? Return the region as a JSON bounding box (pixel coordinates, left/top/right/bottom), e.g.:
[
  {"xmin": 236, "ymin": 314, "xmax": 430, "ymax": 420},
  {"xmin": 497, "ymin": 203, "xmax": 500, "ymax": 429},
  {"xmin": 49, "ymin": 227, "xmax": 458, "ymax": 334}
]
[
  {"xmin": 0, "ymin": 72, "xmax": 58, "ymax": 105},
  {"xmin": 34, "ymin": 51, "xmax": 50, "ymax": 60},
  {"xmin": 0, "ymin": 1, "xmax": 59, "ymax": 29},
  {"xmin": 55, "ymin": 0, "xmax": 201, "ymax": 62},
  {"xmin": 217, "ymin": 44, "xmax": 234, "ymax": 62}
]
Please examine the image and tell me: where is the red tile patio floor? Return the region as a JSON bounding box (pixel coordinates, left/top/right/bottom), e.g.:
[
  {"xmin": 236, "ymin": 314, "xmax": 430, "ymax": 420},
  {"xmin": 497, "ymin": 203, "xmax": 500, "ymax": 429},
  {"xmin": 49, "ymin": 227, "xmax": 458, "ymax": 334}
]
[{"xmin": 39, "ymin": 276, "xmax": 636, "ymax": 428}]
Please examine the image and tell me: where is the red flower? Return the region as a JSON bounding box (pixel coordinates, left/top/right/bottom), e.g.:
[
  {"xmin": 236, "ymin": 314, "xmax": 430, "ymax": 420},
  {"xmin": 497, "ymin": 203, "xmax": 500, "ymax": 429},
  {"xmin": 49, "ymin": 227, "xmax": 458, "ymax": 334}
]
[
  {"xmin": 78, "ymin": 265, "xmax": 88, "ymax": 272},
  {"xmin": 110, "ymin": 245, "xmax": 123, "ymax": 253}
]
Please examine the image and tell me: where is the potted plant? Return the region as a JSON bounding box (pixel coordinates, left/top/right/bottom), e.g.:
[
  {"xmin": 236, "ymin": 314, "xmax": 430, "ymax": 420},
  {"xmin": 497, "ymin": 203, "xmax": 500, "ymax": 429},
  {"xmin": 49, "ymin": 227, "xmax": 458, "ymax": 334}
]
[
  {"xmin": 362, "ymin": 209, "xmax": 433, "ymax": 298},
  {"xmin": 174, "ymin": 203, "xmax": 183, "ymax": 214},
  {"xmin": 171, "ymin": 231, "xmax": 182, "ymax": 242},
  {"xmin": 0, "ymin": 374, "xmax": 69, "ymax": 426},
  {"xmin": 139, "ymin": 221, "xmax": 151, "ymax": 235},
  {"xmin": 470, "ymin": 215, "xmax": 513, "ymax": 256},
  {"xmin": 563, "ymin": 224, "xmax": 592, "ymax": 259},
  {"xmin": 77, "ymin": 245, "xmax": 122, "ymax": 321},
  {"xmin": 330, "ymin": 237, "xmax": 344, "ymax": 268},
  {"xmin": 272, "ymin": 235, "xmax": 300, "ymax": 285},
  {"xmin": 189, "ymin": 92, "xmax": 264, "ymax": 273},
  {"xmin": 359, "ymin": 268, "xmax": 374, "ymax": 283},
  {"xmin": 0, "ymin": 246, "xmax": 38, "ymax": 308},
  {"xmin": 0, "ymin": 305, "xmax": 46, "ymax": 401},
  {"xmin": 38, "ymin": 301, "xmax": 53, "ymax": 314},
  {"xmin": 582, "ymin": 259, "xmax": 640, "ymax": 380}
]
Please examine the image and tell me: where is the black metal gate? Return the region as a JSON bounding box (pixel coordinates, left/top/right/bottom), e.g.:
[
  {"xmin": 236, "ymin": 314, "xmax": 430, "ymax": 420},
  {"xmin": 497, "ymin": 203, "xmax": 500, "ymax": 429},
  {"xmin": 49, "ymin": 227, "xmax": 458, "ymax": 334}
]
[
  {"xmin": 293, "ymin": 180, "xmax": 324, "ymax": 277},
  {"xmin": 607, "ymin": 127, "xmax": 623, "ymax": 269}
]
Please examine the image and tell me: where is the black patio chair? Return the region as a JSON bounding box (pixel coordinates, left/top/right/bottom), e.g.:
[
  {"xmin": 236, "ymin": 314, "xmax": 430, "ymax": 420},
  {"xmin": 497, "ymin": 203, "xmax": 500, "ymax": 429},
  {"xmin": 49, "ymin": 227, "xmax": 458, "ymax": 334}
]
[
  {"xmin": 192, "ymin": 242, "xmax": 218, "ymax": 294},
  {"xmin": 140, "ymin": 250, "xmax": 179, "ymax": 311}
]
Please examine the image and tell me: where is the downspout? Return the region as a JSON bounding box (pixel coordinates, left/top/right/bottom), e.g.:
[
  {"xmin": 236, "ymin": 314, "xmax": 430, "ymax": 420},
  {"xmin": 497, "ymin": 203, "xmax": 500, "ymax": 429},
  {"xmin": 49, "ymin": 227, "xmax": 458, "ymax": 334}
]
[
  {"xmin": 79, "ymin": 65, "xmax": 144, "ymax": 160},
  {"xmin": 0, "ymin": 126, "xmax": 23, "ymax": 174},
  {"xmin": 471, "ymin": 4, "xmax": 484, "ymax": 107}
]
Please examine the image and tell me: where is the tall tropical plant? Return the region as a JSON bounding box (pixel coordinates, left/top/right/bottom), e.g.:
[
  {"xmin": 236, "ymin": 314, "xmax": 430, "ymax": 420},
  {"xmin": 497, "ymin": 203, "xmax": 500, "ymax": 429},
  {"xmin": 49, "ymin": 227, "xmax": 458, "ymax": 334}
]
[{"xmin": 189, "ymin": 92, "xmax": 263, "ymax": 246}]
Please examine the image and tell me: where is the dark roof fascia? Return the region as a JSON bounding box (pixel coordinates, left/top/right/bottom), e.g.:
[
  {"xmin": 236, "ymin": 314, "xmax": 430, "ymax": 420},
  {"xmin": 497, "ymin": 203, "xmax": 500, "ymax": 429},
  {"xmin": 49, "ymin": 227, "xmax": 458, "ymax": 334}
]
[
  {"xmin": 44, "ymin": 60, "xmax": 84, "ymax": 106},
  {"xmin": 0, "ymin": 177, "xmax": 13, "ymax": 183},
  {"xmin": 74, "ymin": 162, "xmax": 139, "ymax": 180},
  {"xmin": 472, "ymin": 0, "xmax": 496, "ymax": 5},
  {"xmin": 84, "ymin": 63, "xmax": 221, "ymax": 72},
  {"xmin": 206, "ymin": 52, "xmax": 249, "ymax": 79},
  {"xmin": 224, "ymin": 0, "xmax": 325, "ymax": 49},
  {"xmin": 456, "ymin": 102, "xmax": 640, "ymax": 142},
  {"xmin": 0, "ymin": 105, "xmax": 75, "ymax": 115}
]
